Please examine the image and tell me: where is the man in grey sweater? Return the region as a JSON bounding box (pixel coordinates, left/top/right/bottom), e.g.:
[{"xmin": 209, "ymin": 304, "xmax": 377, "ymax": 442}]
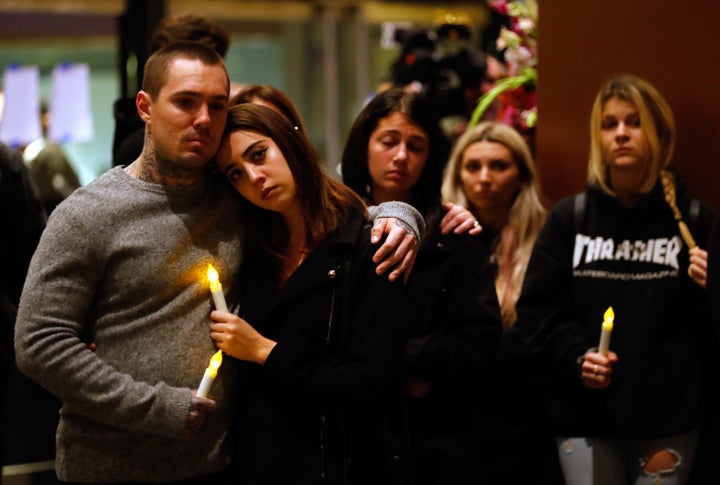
[
  {"xmin": 15, "ymin": 42, "xmax": 239, "ymax": 485},
  {"xmin": 14, "ymin": 42, "xmax": 425, "ymax": 484}
]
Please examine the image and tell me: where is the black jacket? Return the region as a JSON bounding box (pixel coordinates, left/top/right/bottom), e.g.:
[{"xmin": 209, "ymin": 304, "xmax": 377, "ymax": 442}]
[
  {"xmin": 234, "ymin": 211, "xmax": 409, "ymax": 485},
  {"xmin": 517, "ymin": 182, "xmax": 715, "ymax": 438},
  {"xmin": 387, "ymin": 227, "xmax": 502, "ymax": 484}
]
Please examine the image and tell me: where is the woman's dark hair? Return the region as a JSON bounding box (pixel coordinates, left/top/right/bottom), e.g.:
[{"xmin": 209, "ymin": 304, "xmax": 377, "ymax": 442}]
[
  {"xmin": 230, "ymin": 84, "xmax": 306, "ymax": 133},
  {"xmin": 223, "ymin": 103, "xmax": 365, "ymax": 275},
  {"xmin": 341, "ymin": 87, "xmax": 448, "ymax": 225}
]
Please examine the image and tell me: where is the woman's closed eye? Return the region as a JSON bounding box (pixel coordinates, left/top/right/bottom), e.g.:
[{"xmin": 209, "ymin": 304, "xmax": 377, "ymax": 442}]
[
  {"xmin": 378, "ymin": 135, "xmax": 399, "ymax": 149},
  {"xmin": 407, "ymin": 139, "xmax": 429, "ymax": 155}
]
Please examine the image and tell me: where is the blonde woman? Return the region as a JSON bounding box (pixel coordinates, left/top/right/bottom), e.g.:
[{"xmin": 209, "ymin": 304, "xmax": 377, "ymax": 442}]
[
  {"xmin": 442, "ymin": 121, "xmax": 546, "ymax": 326},
  {"xmin": 442, "ymin": 121, "xmax": 561, "ymax": 484},
  {"xmin": 516, "ymin": 74, "xmax": 715, "ymax": 484}
]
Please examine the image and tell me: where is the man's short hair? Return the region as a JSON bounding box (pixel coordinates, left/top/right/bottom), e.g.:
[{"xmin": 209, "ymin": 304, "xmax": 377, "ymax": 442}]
[{"xmin": 142, "ymin": 41, "xmax": 229, "ymax": 100}]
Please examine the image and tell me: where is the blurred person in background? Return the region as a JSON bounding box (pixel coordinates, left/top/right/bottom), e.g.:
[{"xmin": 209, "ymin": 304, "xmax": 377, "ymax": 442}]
[
  {"xmin": 22, "ymin": 100, "xmax": 81, "ymax": 215},
  {"xmin": 384, "ymin": 25, "xmax": 491, "ymax": 143},
  {"xmin": 231, "ymin": 84, "xmax": 306, "ymax": 133},
  {"xmin": 0, "ymin": 140, "xmax": 47, "ymax": 482}
]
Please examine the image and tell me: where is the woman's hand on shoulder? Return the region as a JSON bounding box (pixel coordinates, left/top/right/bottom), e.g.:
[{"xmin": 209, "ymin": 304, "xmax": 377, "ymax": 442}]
[
  {"xmin": 440, "ymin": 202, "xmax": 482, "ymax": 236},
  {"xmin": 209, "ymin": 310, "xmax": 276, "ymax": 365}
]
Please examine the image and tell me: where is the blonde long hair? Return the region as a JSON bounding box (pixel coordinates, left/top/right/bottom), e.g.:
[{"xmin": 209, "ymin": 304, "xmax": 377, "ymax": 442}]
[
  {"xmin": 442, "ymin": 122, "xmax": 546, "ymax": 326},
  {"xmin": 588, "ymin": 74, "xmax": 696, "ymax": 249},
  {"xmin": 587, "ymin": 74, "xmax": 674, "ymax": 196}
]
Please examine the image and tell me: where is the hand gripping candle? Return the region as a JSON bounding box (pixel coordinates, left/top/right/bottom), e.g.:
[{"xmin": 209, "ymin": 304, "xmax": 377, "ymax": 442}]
[
  {"xmin": 598, "ymin": 306, "xmax": 614, "ymax": 356},
  {"xmin": 196, "ymin": 350, "xmax": 223, "ymax": 398},
  {"xmin": 207, "ymin": 264, "xmax": 228, "ymax": 312}
]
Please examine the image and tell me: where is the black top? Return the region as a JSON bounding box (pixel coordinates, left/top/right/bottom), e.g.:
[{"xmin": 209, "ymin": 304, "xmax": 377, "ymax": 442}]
[
  {"xmin": 234, "ymin": 211, "xmax": 409, "ymax": 485},
  {"xmin": 517, "ymin": 182, "xmax": 715, "ymax": 438},
  {"xmin": 386, "ymin": 227, "xmax": 502, "ymax": 484}
]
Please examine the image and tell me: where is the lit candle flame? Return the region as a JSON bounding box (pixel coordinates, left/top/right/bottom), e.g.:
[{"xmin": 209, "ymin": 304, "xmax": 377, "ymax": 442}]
[
  {"xmin": 598, "ymin": 306, "xmax": 614, "ymax": 356},
  {"xmin": 207, "ymin": 264, "xmax": 220, "ymax": 287},
  {"xmin": 206, "ymin": 264, "xmax": 228, "ymax": 312},
  {"xmin": 197, "ymin": 349, "xmax": 223, "ymax": 398},
  {"xmin": 208, "ymin": 349, "xmax": 223, "ymax": 373},
  {"xmin": 603, "ymin": 306, "xmax": 614, "ymax": 330}
]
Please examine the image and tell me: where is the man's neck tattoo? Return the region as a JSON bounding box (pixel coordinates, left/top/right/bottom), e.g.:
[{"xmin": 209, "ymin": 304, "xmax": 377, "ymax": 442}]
[{"xmin": 130, "ymin": 132, "xmax": 204, "ymax": 187}]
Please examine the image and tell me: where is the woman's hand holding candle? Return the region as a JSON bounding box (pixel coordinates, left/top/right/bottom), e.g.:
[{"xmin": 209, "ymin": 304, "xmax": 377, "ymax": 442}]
[
  {"xmin": 209, "ymin": 311, "xmax": 277, "ymax": 365},
  {"xmin": 581, "ymin": 306, "xmax": 619, "ymax": 389},
  {"xmin": 580, "ymin": 349, "xmax": 618, "ymax": 389}
]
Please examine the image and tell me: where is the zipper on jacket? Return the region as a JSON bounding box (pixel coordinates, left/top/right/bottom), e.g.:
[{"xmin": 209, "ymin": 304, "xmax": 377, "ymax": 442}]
[
  {"xmin": 319, "ymin": 282, "xmax": 335, "ymax": 479},
  {"xmin": 320, "ymin": 264, "xmax": 340, "ymax": 479},
  {"xmin": 325, "ymin": 289, "xmax": 335, "ymax": 346}
]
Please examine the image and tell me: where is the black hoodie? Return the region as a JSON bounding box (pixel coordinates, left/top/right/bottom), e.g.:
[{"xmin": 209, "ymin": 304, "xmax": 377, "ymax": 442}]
[{"xmin": 517, "ymin": 181, "xmax": 715, "ymax": 439}]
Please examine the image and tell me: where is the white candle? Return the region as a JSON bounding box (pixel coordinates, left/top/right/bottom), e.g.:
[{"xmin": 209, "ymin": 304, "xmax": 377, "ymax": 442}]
[
  {"xmin": 196, "ymin": 350, "xmax": 223, "ymax": 398},
  {"xmin": 598, "ymin": 306, "xmax": 614, "ymax": 356},
  {"xmin": 207, "ymin": 264, "xmax": 228, "ymax": 312}
]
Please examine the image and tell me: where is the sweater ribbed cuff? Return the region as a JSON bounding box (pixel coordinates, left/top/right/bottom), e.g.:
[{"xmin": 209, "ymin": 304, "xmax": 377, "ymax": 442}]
[{"xmin": 368, "ymin": 201, "xmax": 426, "ymax": 241}]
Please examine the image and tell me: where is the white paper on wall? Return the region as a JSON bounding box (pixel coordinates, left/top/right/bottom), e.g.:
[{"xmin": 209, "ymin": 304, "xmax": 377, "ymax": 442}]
[
  {"xmin": 0, "ymin": 64, "xmax": 42, "ymax": 147},
  {"xmin": 49, "ymin": 62, "xmax": 94, "ymax": 143}
]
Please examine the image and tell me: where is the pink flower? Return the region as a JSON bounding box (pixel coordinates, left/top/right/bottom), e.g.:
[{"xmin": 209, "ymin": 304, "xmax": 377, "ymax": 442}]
[
  {"xmin": 489, "ymin": 0, "xmax": 509, "ymax": 16},
  {"xmin": 496, "ymin": 26, "xmax": 520, "ymax": 51},
  {"xmin": 516, "ymin": 17, "xmax": 536, "ymax": 36},
  {"xmin": 504, "ymin": 45, "xmax": 534, "ymax": 76},
  {"xmin": 473, "ymin": 0, "xmax": 538, "ymax": 151},
  {"xmin": 498, "ymin": 104, "xmax": 521, "ymax": 127}
]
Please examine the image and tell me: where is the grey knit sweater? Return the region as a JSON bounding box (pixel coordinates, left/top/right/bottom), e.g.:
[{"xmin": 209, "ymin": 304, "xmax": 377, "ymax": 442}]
[{"xmin": 15, "ymin": 167, "xmax": 244, "ymax": 482}]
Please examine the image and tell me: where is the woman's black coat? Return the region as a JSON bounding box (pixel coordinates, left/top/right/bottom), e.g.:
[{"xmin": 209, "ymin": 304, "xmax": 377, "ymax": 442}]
[{"xmin": 234, "ymin": 212, "xmax": 409, "ymax": 485}]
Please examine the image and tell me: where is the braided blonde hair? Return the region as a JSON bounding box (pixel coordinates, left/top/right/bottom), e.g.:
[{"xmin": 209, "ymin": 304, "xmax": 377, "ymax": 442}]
[{"xmin": 660, "ymin": 170, "xmax": 696, "ymax": 249}]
